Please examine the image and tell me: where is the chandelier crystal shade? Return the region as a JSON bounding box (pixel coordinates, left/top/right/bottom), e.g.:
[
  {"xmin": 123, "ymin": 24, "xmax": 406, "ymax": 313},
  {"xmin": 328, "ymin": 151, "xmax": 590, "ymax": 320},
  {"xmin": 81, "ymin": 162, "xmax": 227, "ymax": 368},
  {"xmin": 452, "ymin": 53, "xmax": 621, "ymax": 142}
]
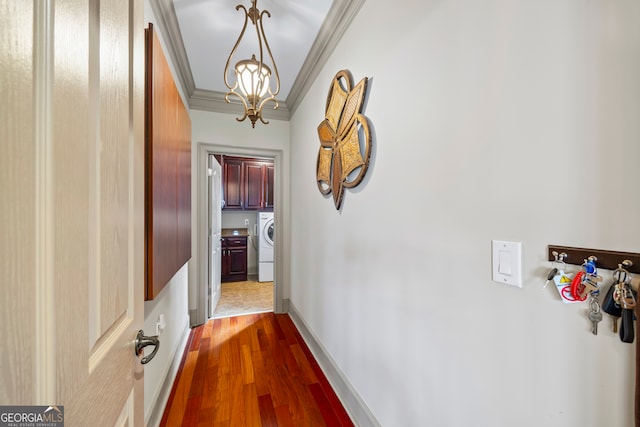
[{"xmin": 224, "ymin": 0, "xmax": 280, "ymax": 128}]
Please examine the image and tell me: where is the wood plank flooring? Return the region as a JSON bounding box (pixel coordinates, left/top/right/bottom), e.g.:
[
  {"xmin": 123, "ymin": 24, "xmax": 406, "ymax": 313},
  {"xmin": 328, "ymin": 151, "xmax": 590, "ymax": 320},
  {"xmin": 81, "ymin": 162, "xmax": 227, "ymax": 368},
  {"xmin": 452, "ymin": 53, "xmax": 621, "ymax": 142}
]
[{"xmin": 160, "ymin": 312, "xmax": 354, "ymax": 426}]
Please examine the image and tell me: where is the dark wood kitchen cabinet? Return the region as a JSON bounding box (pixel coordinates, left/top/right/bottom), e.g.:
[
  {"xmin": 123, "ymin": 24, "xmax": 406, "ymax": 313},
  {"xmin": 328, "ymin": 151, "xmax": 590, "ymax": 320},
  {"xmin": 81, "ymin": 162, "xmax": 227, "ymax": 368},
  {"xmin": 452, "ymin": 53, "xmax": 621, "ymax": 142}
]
[
  {"xmin": 220, "ymin": 155, "xmax": 273, "ymax": 211},
  {"xmin": 221, "ymin": 157, "xmax": 243, "ymax": 210},
  {"xmin": 221, "ymin": 236, "xmax": 247, "ymax": 282},
  {"xmin": 265, "ymin": 163, "xmax": 274, "ymax": 209},
  {"xmin": 244, "ymin": 161, "xmax": 266, "ymax": 210}
]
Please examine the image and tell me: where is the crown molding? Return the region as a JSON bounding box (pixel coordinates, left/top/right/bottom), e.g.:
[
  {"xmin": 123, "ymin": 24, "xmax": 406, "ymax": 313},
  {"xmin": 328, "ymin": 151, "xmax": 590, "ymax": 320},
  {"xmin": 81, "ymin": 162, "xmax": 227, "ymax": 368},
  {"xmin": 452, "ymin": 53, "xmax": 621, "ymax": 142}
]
[
  {"xmin": 285, "ymin": 0, "xmax": 367, "ymax": 116},
  {"xmin": 189, "ymin": 89, "xmax": 290, "ymax": 122},
  {"xmin": 149, "ymin": 0, "xmax": 365, "ymax": 119},
  {"xmin": 148, "ymin": 0, "xmax": 196, "ymax": 97}
]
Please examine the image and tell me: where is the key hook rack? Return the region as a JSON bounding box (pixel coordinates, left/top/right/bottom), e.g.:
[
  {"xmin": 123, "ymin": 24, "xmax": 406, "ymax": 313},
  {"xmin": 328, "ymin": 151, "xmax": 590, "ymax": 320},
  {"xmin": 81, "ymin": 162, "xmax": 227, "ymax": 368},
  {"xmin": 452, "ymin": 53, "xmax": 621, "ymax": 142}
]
[{"xmin": 548, "ymin": 245, "xmax": 640, "ymax": 274}]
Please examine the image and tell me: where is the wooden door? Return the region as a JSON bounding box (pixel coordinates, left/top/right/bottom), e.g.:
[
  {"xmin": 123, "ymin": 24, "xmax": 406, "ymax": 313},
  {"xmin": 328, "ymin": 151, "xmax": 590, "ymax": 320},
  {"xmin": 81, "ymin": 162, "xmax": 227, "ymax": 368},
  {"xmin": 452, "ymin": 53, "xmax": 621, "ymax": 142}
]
[{"xmin": 1, "ymin": 0, "xmax": 146, "ymax": 424}]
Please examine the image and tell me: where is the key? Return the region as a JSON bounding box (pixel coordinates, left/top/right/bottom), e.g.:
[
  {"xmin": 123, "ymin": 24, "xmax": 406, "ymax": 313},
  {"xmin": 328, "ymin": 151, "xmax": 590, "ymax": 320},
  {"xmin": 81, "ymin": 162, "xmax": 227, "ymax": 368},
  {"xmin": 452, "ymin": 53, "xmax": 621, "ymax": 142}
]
[
  {"xmin": 543, "ymin": 267, "xmax": 558, "ymax": 288},
  {"xmin": 579, "ymin": 278, "xmax": 599, "ymax": 299},
  {"xmin": 612, "ymin": 317, "xmax": 618, "ymax": 333},
  {"xmin": 589, "ymin": 310, "xmax": 602, "ymax": 335}
]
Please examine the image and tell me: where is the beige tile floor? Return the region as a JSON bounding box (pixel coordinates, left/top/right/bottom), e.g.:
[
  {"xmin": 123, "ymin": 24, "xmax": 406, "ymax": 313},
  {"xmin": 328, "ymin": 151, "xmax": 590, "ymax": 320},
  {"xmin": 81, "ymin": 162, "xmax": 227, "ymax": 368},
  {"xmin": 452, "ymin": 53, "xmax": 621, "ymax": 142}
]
[{"xmin": 211, "ymin": 279, "xmax": 273, "ymax": 319}]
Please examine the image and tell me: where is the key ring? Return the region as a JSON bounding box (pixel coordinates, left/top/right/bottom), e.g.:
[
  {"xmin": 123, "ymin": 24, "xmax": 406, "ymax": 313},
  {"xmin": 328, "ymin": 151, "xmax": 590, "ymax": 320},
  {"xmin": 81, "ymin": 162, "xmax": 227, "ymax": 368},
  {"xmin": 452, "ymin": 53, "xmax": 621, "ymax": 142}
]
[
  {"xmin": 570, "ymin": 257, "xmax": 600, "ymax": 301},
  {"xmin": 570, "ymin": 271, "xmax": 587, "ymax": 301},
  {"xmin": 562, "ymin": 285, "xmax": 580, "ymax": 302}
]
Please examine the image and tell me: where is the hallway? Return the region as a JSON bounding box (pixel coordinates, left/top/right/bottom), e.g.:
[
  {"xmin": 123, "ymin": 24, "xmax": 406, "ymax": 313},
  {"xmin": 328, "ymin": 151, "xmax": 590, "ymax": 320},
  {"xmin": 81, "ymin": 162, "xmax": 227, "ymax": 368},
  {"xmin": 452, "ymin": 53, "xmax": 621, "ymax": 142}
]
[{"xmin": 159, "ymin": 313, "xmax": 353, "ymax": 426}]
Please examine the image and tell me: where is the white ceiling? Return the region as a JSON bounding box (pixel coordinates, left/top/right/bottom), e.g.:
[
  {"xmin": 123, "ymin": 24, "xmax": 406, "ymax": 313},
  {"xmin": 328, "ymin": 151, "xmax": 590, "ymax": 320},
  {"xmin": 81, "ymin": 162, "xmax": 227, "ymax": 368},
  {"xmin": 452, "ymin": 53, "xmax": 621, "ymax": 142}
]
[
  {"xmin": 148, "ymin": 0, "xmax": 366, "ymax": 119},
  {"xmin": 173, "ymin": 0, "xmax": 332, "ymax": 97}
]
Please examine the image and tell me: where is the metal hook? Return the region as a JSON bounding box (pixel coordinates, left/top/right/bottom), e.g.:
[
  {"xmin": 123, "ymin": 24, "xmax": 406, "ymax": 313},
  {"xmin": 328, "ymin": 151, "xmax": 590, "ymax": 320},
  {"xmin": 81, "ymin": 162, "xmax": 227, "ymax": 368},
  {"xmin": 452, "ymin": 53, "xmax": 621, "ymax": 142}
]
[
  {"xmin": 614, "ymin": 260, "xmax": 633, "ymax": 284},
  {"xmin": 551, "ymin": 251, "xmax": 567, "ymax": 272},
  {"xmin": 552, "ymin": 251, "xmax": 567, "ymax": 263}
]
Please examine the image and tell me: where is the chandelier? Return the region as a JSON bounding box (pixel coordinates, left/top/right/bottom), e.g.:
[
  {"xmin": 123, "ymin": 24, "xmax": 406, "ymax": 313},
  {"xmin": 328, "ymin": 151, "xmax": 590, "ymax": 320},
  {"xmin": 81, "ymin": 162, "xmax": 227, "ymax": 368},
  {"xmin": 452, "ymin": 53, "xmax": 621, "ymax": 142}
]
[{"xmin": 224, "ymin": 0, "xmax": 280, "ymax": 128}]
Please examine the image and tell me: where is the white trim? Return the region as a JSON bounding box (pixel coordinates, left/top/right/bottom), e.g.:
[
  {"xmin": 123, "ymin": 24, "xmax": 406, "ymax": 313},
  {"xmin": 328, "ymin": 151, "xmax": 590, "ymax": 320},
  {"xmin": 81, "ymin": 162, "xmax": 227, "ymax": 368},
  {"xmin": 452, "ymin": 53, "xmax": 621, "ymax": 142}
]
[
  {"xmin": 192, "ymin": 143, "xmax": 286, "ymax": 327},
  {"xmin": 147, "ymin": 0, "xmax": 196, "ymax": 98},
  {"xmin": 286, "ymin": 0, "xmax": 367, "ymax": 115},
  {"xmin": 189, "ymin": 88, "xmax": 290, "ymax": 121},
  {"xmin": 193, "ymin": 144, "xmax": 210, "ymax": 326},
  {"xmin": 288, "ymin": 302, "xmax": 381, "ymax": 427},
  {"xmin": 145, "ymin": 316, "xmax": 191, "ymax": 427},
  {"xmin": 33, "ymin": 0, "xmax": 56, "ymax": 404}
]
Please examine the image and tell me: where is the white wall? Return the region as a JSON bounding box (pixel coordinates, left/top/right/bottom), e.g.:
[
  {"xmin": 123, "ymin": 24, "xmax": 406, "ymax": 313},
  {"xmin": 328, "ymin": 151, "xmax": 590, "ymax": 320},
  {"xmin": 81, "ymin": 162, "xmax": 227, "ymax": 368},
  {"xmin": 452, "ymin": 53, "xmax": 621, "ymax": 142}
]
[
  {"xmin": 290, "ymin": 1, "xmax": 640, "ymax": 426},
  {"xmin": 142, "ymin": 265, "xmax": 190, "ymax": 426}
]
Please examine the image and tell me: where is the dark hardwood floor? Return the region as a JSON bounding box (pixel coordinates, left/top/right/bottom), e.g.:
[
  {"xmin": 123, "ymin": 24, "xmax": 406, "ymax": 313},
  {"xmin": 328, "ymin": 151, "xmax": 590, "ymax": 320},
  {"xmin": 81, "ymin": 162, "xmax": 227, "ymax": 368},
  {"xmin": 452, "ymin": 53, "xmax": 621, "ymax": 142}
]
[{"xmin": 160, "ymin": 312, "xmax": 354, "ymax": 426}]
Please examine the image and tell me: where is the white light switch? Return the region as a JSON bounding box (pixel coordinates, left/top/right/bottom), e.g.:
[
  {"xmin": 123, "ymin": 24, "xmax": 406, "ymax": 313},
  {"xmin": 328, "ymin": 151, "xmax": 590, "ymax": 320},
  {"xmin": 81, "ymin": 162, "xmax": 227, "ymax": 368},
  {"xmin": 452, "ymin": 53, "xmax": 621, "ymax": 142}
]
[
  {"xmin": 498, "ymin": 250, "xmax": 512, "ymax": 275},
  {"xmin": 492, "ymin": 240, "xmax": 522, "ymax": 287}
]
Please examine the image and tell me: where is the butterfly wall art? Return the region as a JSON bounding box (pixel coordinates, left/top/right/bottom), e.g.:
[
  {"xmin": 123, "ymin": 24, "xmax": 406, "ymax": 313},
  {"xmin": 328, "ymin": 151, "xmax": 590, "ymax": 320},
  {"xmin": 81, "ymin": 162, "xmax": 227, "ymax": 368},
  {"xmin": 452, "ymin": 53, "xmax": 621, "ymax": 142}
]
[{"xmin": 316, "ymin": 70, "xmax": 372, "ymax": 210}]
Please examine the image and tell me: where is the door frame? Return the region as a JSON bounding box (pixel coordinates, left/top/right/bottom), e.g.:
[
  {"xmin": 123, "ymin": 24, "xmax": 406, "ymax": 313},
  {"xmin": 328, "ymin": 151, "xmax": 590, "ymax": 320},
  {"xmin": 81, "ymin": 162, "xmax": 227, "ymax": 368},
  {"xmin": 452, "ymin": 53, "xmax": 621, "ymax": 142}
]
[
  {"xmin": 192, "ymin": 142, "xmax": 285, "ymax": 326},
  {"xmin": 207, "ymin": 154, "xmax": 222, "ymax": 318}
]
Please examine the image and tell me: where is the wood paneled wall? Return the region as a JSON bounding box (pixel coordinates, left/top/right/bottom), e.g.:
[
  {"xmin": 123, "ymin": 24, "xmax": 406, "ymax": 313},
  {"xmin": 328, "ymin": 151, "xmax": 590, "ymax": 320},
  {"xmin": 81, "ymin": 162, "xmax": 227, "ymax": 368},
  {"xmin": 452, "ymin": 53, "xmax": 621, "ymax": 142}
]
[{"xmin": 145, "ymin": 24, "xmax": 191, "ymax": 300}]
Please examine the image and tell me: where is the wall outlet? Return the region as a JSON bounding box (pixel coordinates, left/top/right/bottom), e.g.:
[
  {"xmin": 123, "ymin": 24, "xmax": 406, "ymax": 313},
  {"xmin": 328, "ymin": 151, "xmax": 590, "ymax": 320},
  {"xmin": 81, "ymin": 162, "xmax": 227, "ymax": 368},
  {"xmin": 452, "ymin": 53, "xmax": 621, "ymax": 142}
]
[{"xmin": 244, "ymin": 218, "xmax": 250, "ymax": 226}]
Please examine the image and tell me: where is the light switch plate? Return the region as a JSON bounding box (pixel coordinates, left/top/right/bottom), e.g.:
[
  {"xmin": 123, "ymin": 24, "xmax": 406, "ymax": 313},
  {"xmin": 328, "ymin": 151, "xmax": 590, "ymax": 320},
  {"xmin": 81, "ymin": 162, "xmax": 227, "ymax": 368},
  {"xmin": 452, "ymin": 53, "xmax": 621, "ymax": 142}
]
[{"xmin": 492, "ymin": 240, "xmax": 522, "ymax": 288}]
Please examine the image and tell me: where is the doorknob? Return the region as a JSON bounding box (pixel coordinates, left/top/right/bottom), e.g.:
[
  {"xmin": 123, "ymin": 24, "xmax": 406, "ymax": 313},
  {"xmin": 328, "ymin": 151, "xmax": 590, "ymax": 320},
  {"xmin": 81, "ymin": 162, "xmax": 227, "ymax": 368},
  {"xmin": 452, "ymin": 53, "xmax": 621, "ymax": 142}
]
[{"xmin": 135, "ymin": 330, "xmax": 160, "ymax": 365}]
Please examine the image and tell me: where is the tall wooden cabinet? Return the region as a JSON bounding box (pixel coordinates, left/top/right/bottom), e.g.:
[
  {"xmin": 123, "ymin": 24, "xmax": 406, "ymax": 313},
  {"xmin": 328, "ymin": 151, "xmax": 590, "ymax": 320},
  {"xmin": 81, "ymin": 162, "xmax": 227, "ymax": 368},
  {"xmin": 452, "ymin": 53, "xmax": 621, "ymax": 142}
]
[
  {"xmin": 220, "ymin": 156, "xmax": 274, "ymax": 211},
  {"xmin": 145, "ymin": 24, "xmax": 191, "ymax": 300}
]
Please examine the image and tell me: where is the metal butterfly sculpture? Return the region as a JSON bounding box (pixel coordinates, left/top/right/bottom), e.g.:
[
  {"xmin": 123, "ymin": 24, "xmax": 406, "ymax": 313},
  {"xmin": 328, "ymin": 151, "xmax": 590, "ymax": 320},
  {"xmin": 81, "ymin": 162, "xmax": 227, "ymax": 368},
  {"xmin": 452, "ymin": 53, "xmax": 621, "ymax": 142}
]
[{"xmin": 316, "ymin": 70, "xmax": 372, "ymax": 210}]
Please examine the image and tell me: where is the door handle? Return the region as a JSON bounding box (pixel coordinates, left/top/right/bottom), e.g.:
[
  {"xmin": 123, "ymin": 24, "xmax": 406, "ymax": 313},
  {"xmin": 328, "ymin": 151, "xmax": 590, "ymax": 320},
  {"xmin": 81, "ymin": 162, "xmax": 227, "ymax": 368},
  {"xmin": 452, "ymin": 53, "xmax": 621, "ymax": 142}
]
[{"xmin": 135, "ymin": 330, "xmax": 160, "ymax": 365}]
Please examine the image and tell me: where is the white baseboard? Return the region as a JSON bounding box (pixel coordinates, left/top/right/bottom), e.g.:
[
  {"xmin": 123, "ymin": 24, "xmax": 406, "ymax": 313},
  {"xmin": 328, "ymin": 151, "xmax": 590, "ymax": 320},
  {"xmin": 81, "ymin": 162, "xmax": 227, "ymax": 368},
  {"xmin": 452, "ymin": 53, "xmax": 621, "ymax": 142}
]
[
  {"xmin": 278, "ymin": 297, "xmax": 290, "ymax": 314},
  {"xmin": 145, "ymin": 316, "xmax": 191, "ymax": 427},
  {"xmin": 287, "ymin": 302, "xmax": 380, "ymax": 427}
]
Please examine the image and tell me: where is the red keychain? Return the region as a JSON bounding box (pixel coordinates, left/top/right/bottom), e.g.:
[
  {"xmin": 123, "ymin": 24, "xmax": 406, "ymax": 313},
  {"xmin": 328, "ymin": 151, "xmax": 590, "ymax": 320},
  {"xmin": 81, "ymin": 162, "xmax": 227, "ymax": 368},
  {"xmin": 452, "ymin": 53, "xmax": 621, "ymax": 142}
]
[{"xmin": 570, "ymin": 271, "xmax": 587, "ymax": 301}]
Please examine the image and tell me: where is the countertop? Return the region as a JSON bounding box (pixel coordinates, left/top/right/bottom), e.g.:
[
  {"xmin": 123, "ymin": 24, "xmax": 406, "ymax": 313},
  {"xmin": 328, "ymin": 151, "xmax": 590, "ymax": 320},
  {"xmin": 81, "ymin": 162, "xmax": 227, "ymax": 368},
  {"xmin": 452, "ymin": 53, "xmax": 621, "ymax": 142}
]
[{"xmin": 221, "ymin": 228, "xmax": 249, "ymax": 237}]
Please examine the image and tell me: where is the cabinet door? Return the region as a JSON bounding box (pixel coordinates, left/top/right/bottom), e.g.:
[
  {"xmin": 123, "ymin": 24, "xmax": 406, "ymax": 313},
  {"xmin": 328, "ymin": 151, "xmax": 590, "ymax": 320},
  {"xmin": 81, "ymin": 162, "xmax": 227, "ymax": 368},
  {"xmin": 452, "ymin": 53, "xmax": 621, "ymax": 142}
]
[
  {"xmin": 245, "ymin": 162, "xmax": 265, "ymax": 210},
  {"xmin": 265, "ymin": 164, "xmax": 275, "ymax": 209},
  {"xmin": 221, "ymin": 237, "xmax": 247, "ymax": 282},
  {"xmin": 221, "ymin": 240, "xmax": 229, "ymax": 279},
  {"xmin": 227, "ymin": 246, "xmax": 248, "ymax": 280},
  {"xmin": 223, "ymin": 158, "xmax": 243, "ymax": 209},
  {"xmin": 221, "ymin": 239, "xmax": 231, "ymax": 280}
]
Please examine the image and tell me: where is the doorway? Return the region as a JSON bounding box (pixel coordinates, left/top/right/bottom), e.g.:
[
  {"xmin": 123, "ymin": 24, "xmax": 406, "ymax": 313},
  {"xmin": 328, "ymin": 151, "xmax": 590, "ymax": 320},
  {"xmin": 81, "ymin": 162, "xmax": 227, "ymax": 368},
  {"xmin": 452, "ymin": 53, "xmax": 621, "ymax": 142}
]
[
  {"xmin": 193, "ymin": 143, "xmax": 285, "ymax": 327},
  {"xmin": 209, "ymin": 154, "xmax": 275, "ymax": 318}
]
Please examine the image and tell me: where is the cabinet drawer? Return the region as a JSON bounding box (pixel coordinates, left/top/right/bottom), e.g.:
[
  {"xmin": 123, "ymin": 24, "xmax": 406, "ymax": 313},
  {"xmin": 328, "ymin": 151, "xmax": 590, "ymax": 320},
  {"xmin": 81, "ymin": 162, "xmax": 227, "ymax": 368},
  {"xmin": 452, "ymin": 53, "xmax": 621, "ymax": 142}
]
[{"xmin": 224, "ymin": 237, "xmax": 247, "ymax": 248}]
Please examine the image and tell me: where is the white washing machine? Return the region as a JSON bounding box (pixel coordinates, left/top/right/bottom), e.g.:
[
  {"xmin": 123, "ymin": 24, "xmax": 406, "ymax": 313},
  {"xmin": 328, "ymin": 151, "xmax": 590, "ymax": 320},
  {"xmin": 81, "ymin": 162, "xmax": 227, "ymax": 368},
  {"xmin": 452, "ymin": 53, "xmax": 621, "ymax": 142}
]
[{"xmin": 258, "ymin": 212, "xmax": 274, "ymax": 282}]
